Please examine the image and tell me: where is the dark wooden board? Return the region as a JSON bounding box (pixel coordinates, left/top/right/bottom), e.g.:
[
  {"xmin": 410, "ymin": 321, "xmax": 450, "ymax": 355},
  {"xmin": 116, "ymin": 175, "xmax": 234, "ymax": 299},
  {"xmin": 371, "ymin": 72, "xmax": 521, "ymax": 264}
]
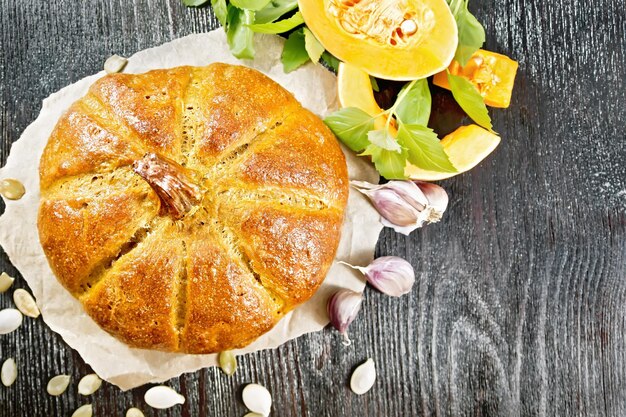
[{"xmin": 0, "ymin": 0, "xmax": 625, "ymax": 415}]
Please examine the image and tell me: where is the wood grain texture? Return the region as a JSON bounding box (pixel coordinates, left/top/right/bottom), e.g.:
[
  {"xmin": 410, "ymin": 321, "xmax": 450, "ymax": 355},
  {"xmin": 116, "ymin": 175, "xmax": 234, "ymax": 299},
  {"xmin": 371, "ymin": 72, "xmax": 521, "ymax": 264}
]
[{"xmin": 0, "ymin": 0, "xmax": 625, "ymax": 416}]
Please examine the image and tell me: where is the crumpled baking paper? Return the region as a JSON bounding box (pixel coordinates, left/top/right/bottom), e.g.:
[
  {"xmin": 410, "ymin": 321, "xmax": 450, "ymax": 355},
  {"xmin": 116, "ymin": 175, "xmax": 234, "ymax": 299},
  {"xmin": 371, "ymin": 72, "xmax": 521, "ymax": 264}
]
[{"xmin": 0, "ymin": 30, "xmax": 382, "ymax": 390}]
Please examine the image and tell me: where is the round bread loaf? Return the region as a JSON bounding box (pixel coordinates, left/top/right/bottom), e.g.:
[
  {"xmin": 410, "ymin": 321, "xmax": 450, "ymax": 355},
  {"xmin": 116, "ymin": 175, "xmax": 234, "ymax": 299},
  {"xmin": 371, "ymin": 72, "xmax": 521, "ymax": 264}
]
[{"xmin": 37, "ymin": 63, "xmax": 349, "ymax": 353}]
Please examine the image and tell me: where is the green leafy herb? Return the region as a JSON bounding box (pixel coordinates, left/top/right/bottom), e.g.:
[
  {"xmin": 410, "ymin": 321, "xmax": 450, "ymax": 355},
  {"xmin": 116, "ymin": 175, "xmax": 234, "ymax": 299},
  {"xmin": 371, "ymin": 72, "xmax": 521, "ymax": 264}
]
[
  {"xmin": 281, "ymin": 29, "xmax": 310, "ymax": 72},
  {"xmin": 324, "ymin": 107, "xmax": 375, "ymax": 152},
  {"xmin": 361, "ymin": 144, "xmax": 407, "ymax": 179},
  {"xmin": 397, "ymin": 123, "xmax": 457, "ymax": 172},
  {"xmin": 183, "ymin": 0, "xmax": 210, "ymax": 6},
  {"xmin": 248, "ymin": 10, "xmax": 303, "ymax": 33},
  {"xmin": 395, "ymin": 78, "xmax": 431, "ymax": 126},
  {"xmin": 367, "ymin": 129, "xmax": 402, "ymax": 152},
  {"xmin": 255, "ymin": 0, "xmax": 298, "ymax": 24},
  {"xmin": 370, "ymin": 76, "xmax": 380, "ymax": 92},
  {"xmin": 303, "ymin": 28, "xmax": 324, "ymax": 64},
  {"xmin": 447, "ymin": 72, "xmax": 492, "ymax": 131},
  {"xmin": 226, "ymin": 6, "xmax": 255, "ymax": 59},
  {"xmin": 321, "ymin": 51, "xmax": 340, "ymax": 72},
  {"xmin": 230, "ymin": 0, "xmax": 272, "ymax": 11},
  {"xmin": 447, "ymin": 0, "xmax": 485, "ymax": 65},
  {"xmin": 211, "ymin": 0, "xmax": 228, "ymax": 26}
]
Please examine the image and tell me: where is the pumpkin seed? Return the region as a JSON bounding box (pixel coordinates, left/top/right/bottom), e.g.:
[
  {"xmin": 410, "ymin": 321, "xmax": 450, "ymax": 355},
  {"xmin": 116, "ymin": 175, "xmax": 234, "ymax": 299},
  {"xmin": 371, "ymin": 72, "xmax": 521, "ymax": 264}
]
[
  {"xmin": 13, "ymin": 288, "xmax": 40, "ymax": 318},
  {"xmin": 144, "ymin": 385, "xmax": 185, "ymax": 409},
  {"xmin": 47, "ymin": 374, "xmax": 71, "ymax": 396},
  {"xmin": 244, "ymin": 414, "xmax": 264, "ymax": 417},
  {"xmin": 104, "ymin": 55, "xmax": 128, "ymax": 74},
  {"xmin": 0, "ymin": 273, "xmax": 14, "ymax": 293},
  {"xmin": 71, "ymin": 404, "xmax": 92, "ymax": 417},
  {"xmin": 78, "ymin": 373, "xmax": 102, "ymax": 395},
  {"xmin": 0, "ymin": 309, "xmax": 23, "ymax": 334},
  {"xmin": 350, "ymin": 358, "xmax": 376, "ymax": 395},
  {"xmin": 1, "ymin": 358, "xmax": 17, "ymax": 387},
  {"xmin": 218, "ymin": 350, "xmax": 237, "ymax": 376},
  {"xmin": 126, "ymin": 408, "xmax": 145, "ymax": 417},
  {"xmin": 0, "ymin": 179, "xmax": 25, "ymax": 200},
  {"xmin": 242, "ymin": 383, "xmax": 272, "ymax": 417}
]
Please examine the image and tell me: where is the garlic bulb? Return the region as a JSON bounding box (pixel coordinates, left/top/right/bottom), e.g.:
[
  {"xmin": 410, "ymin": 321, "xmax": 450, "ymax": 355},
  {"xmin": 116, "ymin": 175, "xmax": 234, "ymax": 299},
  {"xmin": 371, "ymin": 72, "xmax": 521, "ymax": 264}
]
[
  {"xmin": 340, "ymin": 256, "xmax": 415, "ymax": 297},
  {"xmin": 351, "ymin": 180, "xmax": 448, "ymax": 235},
  {"xmin": 327, "ymin": 290, "xmax": 363, "ymax": 345}
]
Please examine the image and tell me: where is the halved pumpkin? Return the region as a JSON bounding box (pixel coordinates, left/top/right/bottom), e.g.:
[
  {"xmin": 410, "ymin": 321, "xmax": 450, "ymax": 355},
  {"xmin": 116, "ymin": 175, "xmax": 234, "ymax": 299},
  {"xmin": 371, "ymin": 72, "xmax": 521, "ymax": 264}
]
[
  {"xmin": 433, "ymin": 49, "xmax": 518, "ymax": 108},
  {"xmin": 405, "ymin": 124, "xmax": 500, "ymax": 180},
  {"xmin": 299, "ymin": 0, "xmax": 458, "ymax": 80}
]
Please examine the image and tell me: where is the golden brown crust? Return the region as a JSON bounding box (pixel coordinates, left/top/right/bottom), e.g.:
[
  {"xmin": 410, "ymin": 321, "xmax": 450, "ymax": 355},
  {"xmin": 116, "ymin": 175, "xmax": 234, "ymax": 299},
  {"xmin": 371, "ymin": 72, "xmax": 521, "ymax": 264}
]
[{"xmin": 38, "ymin": 63, "xmax": 349, "ymax": 353}]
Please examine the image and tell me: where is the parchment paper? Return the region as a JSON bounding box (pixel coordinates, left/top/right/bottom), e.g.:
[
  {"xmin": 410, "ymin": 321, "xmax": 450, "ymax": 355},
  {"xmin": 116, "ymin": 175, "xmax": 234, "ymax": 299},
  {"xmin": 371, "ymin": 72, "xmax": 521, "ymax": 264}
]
[{"xmin": 0, "ymin": 30, "xmax": 382, "ymax": 390}]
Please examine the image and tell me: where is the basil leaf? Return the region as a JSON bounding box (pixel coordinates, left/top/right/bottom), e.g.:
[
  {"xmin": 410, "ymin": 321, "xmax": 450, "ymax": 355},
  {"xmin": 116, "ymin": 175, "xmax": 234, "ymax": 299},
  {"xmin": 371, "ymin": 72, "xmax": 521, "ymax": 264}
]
[
  {"xmin": 321, "ymin": 51, "xmax": 340, "ymax": 72},
  {"xmin": 248, "ymin": 11, "xmax": 303, "ymax": 33},
  {"xmin": 226, "ymin": 6, "xmax": 255, "ymax": 60},
  {"xmin": 395, "ymin": 78, "xmax": 431, "ymax": 126},
  {"xmin": 303, "ymin": 28, "xmax": 324, "ymax": 64},
  {"xmin": 324, "ymin": 107, "xmax": 375, "ymax": 152},
  {"xmin": 361, "ymin": 144, "xmax": 407, "ymax": 179},
  {"xmin": 211, "ymin": 0, "xmax": 228, "ymax": 26},
  {"xmin": 231, "ymin": 0, "xmax": 271, "ymax": 11},
  {"xmin": 368, "ymin": 129, "xmax": 402, "ymax": 152},
  {"xmin": 281, "ymin": 29, "xmax": 310, "ymax": 72},
  {"xmin": 447, "ymin": 72, "xmax": 492, "ymax": 131},
  {"xmin": 447, "ymin": 0, "xmax": 485, "ymax": 65},
  {"xmin": 183, "ymin": 0, "xmax": 210, "ymax": 6},
  {"xmin": 370, "ymin": 76, "xmax": 380, "ymax": 92},
  {"xmin": 397, "ymin": 123, "xmax": 457, "ymax": 173},
  {"xmin": 255, "ymin": 0, "xmax": 298, "ymax": 24}
]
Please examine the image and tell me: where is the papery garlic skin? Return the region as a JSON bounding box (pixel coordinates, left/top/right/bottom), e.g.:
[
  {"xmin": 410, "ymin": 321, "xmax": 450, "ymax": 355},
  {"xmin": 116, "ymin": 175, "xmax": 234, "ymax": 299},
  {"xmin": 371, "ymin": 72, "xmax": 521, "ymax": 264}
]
[
  {"xmin": 351, "ymin": 180, "xmax": 448, "ymax": 235},
  {"xmin": 327, "ymin": 290, "xmax": 363, "ymax": 344},
  {"xmin": 363, "ymin": 256, "xmax": 415, "ymax": 297}
]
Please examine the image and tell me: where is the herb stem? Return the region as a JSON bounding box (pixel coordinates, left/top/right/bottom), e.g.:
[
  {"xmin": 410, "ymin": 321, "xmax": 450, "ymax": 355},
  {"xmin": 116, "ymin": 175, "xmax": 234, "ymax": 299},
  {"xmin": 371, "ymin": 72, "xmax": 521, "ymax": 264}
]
[{"xmin": 383, "ymin": 78, "xmax": 419, "ymax": 131}]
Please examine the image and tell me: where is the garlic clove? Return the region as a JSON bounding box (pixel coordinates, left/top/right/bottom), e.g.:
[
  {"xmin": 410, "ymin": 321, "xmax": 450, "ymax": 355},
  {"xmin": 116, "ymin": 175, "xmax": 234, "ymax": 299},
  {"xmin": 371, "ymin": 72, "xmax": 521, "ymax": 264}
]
[
  {"xmin": 0, "ymin": 272, "xmax": 15, "ymax": 293},
  {"xmin": 47, "ymin": 374, "xmax": 71, "ymax": 396},
  {"xmin": 71, "ymin": 404, "xmax": 93, "ymax": 417},
  {"xmin": 0, "ymin": 309, "xmax": 23, "ymax": 334},
  {"xmin": 78, "ymin": 373, "xmax": 102, "ymax": 395},
  {"xmin": 125, "ymin": 408, "xmax": 145, "ymax": 417},
  {"xmin": 351, "ymin": 180, "xmax": 448, "ymax": 235},
  {"xmin": 350, "ymin": 358, "xmax": 376, "ymax": 395},
  {"xmin": 218, "ymin": 350, "xmax": 237, "ymax": 376},
  {"xmin": 242, "ymin": 383, "xmax": 272, "ymax": 416},
  {"xmin": 327, "ymin": 289, "xmax": 363, "ymax": 344},
  {"xmin": 13, "ymin": 288, "xmax": 40, "ymax": 318},
  {"xmin": 1, "ymin": 358, "xmax": 17, "ymax": 387},
  {"xmin": 363, "ymin": 256, "xmax": 415, "ymax": 297},
  {"xmin": 144, "ymin": 385, "xmax": 185, "ymax": 409},
  {"xmin": 104, "ymin": 54, "xmax": 128, "ymax": 74}
]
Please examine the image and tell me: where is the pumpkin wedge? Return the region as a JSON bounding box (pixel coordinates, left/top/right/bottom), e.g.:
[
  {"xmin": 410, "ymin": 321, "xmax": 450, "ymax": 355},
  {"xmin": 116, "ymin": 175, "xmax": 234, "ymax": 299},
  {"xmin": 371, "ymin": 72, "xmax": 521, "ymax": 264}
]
[
  {"xmin": 299, "ymin": 0, "xmax": 458, "ymax": 80},
  {"xmin": 405, "ymin": 124, "xmax": 500, "ymax": 180},
  {"xmin": 433, "ymin": 49, "xmax": 519, "ymax": 108}
]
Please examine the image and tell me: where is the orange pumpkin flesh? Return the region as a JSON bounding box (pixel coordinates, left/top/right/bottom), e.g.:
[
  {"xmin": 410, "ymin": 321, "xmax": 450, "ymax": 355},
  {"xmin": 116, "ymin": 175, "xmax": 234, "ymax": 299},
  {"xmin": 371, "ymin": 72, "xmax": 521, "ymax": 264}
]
[
  {"xmin": 433, "ymin": 49, "xmax": 518, "ymax": 108},
  {"xmin": 299, "ymin": 0, "xmax": 458, "ymax": 80}
]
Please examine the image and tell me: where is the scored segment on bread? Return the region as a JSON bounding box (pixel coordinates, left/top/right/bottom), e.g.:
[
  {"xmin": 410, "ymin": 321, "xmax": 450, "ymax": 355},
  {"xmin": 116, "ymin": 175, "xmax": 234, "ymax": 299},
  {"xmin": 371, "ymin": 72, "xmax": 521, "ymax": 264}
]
[{"xmin": 38, "ymin": 63, "xmax": 349, "ymax": 353}]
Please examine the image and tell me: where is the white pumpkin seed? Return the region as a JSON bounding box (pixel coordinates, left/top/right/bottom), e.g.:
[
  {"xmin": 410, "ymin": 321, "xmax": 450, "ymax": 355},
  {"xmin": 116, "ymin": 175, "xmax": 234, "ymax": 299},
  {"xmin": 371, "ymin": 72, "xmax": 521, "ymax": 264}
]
[
  {"xmin": 1, "ymin": 358, "xmax": 17, "ymax": 387},
  {"xmin": 0, "ymin": 309, "xmax": 23, "ymax": 334},
  {"xmin": 0, "ymin": 273, "xmax": 15, "ymax": 293},
  {"xmin": 71, "ymin": 404, "xmax": 92, "ymax": 417},
  {"xmin": 78, "ymin": 373, "xmax": 102, "ymax": 395},
  {"xmin": 350, "ymin": 358, "xmax": 376, "ymax": 395},
  {"xmin": 242, "ymin": 383, "xmax": 272, "ymax": 417},
  {"xmin": 218, "ymin": 350, "xmax": 237, "ymax": 376},
  {"xmin": 47, "ymin": 374, "xmax": 71, "ymax": 396},
  {"xmin": 126, "ymin": 408, "xmax": 145, "ymax": 417},
  {"xmin": 13, "ymin": 288, "xmax": 40, "ymax": 318},
  {"xmin": 104, "ymin": 54, "xmax": 128, "ymax": 74},
  {"xmin": 144, "ymin": 385, "xmax": 185, "ymax": 409},
  {"xmin": 0, "ymin": 179, "xmax": 25, "ymax": 200},
  {"xmin": 243, "ymin": 413, "xmax": 264, "ymax": 417}
]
